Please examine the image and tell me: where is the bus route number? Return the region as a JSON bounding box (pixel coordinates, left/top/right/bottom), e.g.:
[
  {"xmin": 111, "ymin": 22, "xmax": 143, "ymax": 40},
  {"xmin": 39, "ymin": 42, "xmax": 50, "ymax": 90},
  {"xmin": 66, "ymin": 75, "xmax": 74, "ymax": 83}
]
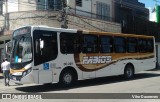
[{"xmin": 64, "ymin": 62, "xmax": 73, "ymax": 66}]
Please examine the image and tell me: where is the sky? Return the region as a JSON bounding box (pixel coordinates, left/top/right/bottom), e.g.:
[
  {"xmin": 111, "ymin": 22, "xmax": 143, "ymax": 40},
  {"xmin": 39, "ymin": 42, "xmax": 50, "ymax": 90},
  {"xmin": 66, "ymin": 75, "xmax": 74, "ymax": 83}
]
[
  {"xmin": 138, "ymin": 0, "xmax": 157, "ymax": 21},
  {"xmin": 139, "ymin": 0, "xmax": 156, "ymax": 8}
]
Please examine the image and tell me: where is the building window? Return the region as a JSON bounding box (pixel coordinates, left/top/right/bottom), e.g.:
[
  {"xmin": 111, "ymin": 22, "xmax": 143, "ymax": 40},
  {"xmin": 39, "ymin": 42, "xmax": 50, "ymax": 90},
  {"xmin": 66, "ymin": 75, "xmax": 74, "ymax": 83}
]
[
  {"xmin": 48, "ymin": 0, "xmax": 54, "ymax": 10},
  {"xmin": 76, "ymin": 0, "xmax": 82, "ymax": 7},
  {"xmin": 96, "ymin": 1, "xmax": 110, "ymax": 21},
  {"xmin": 37, "ymin": 0, "xmax": 62, "ymax": 10},
  {"xmin": 28, "ymin": 0, "xmax": 35, "ymax": 4}
]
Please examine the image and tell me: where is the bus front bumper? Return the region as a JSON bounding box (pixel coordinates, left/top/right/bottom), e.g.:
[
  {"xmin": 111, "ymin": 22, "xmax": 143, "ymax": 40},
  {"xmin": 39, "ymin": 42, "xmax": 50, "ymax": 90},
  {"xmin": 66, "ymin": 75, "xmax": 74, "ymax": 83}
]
[{"xmin": 10, "ymin": 74, "xmax": 34, "ymax": 84}]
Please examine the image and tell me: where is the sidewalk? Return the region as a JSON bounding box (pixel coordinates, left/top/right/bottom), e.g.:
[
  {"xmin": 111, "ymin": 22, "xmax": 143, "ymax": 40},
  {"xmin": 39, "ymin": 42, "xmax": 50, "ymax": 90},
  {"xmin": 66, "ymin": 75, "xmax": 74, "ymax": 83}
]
[{"xmin": 0, "ymin": 73, "xmax": 3, "ymax": 79}]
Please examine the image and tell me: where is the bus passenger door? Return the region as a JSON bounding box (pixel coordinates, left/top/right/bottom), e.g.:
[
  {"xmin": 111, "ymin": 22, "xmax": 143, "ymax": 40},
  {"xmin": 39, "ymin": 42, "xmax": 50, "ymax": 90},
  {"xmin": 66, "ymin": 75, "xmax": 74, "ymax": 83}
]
[
  {"xmin": 38, "ymin": 63, "xmax": 53, "ymax": 84},
  {"xmin": 33, "ymin": 30, "xmax": 58, "ymax": 84}
]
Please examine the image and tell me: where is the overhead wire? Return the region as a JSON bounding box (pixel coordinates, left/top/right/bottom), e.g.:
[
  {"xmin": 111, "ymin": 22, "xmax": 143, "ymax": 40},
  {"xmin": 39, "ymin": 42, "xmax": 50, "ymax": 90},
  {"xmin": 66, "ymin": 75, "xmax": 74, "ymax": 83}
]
[{"xmin": 68, "ymin": 7, "xmax": 107, "ymax": 32}]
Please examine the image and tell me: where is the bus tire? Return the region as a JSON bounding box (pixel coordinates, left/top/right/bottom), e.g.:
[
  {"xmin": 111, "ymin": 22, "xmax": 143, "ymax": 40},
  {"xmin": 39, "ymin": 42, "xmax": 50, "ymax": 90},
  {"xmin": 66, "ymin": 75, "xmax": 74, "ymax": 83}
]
[
  {"xmin": 124, "ymin": 64, "xmax": 134, "ymax": 79},
  {"xmin": 59, "ymin": 70, "xmax": 76, "ymax": 87}
]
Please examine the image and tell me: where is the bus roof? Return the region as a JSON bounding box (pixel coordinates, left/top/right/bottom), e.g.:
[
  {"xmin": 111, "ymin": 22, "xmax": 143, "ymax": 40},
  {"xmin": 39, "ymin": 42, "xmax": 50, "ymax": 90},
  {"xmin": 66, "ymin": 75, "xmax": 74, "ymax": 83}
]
[
  {"xmin": 83, "ymin": 30, "xmax": 154, "ymax": 39},
  {"xmin": 32, "ymin": 25, "xmax": 78, "ymax": 33},
  {"xmin": 18, "ymin": 25, "xmax": 154, "ymax": 39}
]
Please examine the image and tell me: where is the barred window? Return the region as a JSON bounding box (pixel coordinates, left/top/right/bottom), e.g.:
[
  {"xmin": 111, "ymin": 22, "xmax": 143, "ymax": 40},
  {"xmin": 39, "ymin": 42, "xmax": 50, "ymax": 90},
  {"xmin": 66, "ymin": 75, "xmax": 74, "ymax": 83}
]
[
  {"xmin": 76, "ymin": 0, "xmax": 82, "ymax": 7},
  {"xmin": 96, "ymin": 1, "xmax": 110, "ymax": 21}
]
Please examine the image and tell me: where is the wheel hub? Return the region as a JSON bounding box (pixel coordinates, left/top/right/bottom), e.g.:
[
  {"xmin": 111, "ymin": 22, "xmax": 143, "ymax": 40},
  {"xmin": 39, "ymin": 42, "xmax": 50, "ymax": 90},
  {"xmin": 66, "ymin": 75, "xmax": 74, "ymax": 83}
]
[
  {"xmin": 64, "ymin": 73, "xmax": 72, "ymax": 84},
  {"xmin": 126, "ymin": 68, "xmax": 132, "ymax": 77}
]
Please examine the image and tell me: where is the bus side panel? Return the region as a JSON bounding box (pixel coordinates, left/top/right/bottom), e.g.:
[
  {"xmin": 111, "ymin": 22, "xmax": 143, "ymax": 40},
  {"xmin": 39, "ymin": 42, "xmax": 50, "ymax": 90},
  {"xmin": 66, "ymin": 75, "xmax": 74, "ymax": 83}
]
[{"xmin": 52, "ymin": 54, "xmax": 83, "ymax": 83}]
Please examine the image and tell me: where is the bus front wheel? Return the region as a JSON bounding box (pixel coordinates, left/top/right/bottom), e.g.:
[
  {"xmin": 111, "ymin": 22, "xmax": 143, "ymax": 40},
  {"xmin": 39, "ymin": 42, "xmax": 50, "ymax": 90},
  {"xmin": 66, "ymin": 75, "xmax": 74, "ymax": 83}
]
[
  {"xmin": 59, "ymin": 70, "xmax": 76, "ymax": 87},
  {"xmin": 124, "ymin": 64, "xmax": 134, "ymax": 79}
]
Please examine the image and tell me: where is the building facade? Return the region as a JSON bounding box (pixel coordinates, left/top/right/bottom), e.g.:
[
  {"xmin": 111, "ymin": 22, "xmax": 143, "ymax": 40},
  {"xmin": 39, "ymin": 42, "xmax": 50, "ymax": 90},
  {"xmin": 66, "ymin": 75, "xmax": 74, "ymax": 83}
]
[
  {"xmin": 114, "ymin": 0, "xmax": 149, "ymax": 22},
  {"xmin": 2, "ymin": 0, "xmax": 62, "ymax": 14},
  {"xmin": 68, "ymin": 0, "xmax": 114, "ymax": 22}
]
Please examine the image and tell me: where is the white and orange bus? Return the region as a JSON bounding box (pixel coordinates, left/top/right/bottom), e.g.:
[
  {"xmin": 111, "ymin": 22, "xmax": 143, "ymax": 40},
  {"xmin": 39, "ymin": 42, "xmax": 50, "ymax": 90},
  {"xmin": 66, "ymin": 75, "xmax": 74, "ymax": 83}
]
[{"xmin": 7, "ymin": 26, "xmax": 156, "ymax": 86}]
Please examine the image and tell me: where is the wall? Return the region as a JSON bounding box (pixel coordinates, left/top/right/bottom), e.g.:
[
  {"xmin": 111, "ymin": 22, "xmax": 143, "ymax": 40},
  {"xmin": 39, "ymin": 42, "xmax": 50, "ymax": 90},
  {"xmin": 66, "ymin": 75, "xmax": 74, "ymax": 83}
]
[
  {"xmin": 2, "ymin": 0, "xmax": 37, "ymax": 14},
  {"xmin": 19, "ymin": 0, "xmax": 37, "ymax": 11},
  {"xmin": 1, "ymin": 11, "xmax": 121, "ymax": 34},
  {"xmin": 74, "ymin": 0, "xmax": 113, "ymax": 19},
  {"xmin": 68, "ymin": 14, "xmax": 121, "ymax": 32},
  {"xmin": 3, "ymin": 0, "xmax": 18, "ymax": 13},
  {"xmin": 76, "ymin": 0, "xmax": 92, "ymax": 17},
  {"xmin": 67, "ymin": 0, "xmax": 75, "ymax": 8},
  {"xmin": 8, "ymin": 11, "xmax": 60, "ymax": 31}
]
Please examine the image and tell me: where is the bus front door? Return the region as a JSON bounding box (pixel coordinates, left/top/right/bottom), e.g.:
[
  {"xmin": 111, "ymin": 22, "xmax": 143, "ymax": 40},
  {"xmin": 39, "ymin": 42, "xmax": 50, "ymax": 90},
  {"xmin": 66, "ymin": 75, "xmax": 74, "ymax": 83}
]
[{"xmin": 38, "ymin": 63, "xmax": 53, "ymax": 84}]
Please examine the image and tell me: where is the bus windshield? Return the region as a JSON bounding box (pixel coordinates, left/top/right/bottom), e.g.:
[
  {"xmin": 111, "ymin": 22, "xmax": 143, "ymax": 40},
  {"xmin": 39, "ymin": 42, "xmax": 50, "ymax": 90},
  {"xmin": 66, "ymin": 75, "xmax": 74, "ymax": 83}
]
[{"xmin": 11, "ymin": 36, "xmax": 32, "ymax": 63}]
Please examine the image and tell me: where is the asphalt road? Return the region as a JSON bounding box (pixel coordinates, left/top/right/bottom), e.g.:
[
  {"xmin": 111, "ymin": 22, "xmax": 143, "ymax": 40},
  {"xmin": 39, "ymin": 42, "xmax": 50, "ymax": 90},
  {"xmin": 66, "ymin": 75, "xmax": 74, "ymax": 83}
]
[{"xmin": 0, "ymin": 69, "xmax": 160, "ymax": 102}]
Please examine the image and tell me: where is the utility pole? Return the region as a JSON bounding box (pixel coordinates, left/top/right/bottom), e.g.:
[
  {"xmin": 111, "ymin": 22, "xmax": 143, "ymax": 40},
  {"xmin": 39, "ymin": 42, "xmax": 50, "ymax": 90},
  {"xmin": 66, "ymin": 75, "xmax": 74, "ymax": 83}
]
[
  {"xmin": 0, "ymin": 0, "xmax": 2, "ymax": 14},
  {"xmin": 61, "ymin": 0, "xmax": 68, "ymax": 28},
  {"xmin": 5, "ymin": 0, "xmax": 8, "ymax": 30}
]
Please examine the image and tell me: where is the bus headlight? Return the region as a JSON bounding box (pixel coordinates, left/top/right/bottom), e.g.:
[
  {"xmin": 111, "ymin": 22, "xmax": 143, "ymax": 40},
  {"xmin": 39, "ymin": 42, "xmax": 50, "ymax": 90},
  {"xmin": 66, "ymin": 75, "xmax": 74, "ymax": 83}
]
[
  {"xmin": 22, "ymin": 72, "xmax": 27, "ymax": 77},
  {"xmin": 27, "ymin": 68, "xmax": 32, "ymax": 73},
  {"xmin": 22, "ymin": 67, "xmax": 32, "ymax": 77}
]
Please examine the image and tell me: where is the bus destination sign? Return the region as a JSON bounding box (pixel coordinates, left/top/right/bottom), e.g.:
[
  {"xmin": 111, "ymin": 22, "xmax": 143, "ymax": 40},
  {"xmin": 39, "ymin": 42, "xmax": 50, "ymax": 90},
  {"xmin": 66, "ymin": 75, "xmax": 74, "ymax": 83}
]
[{"xmin": 13, "ymin": 27, "xmax": 31, "ymax": 37}]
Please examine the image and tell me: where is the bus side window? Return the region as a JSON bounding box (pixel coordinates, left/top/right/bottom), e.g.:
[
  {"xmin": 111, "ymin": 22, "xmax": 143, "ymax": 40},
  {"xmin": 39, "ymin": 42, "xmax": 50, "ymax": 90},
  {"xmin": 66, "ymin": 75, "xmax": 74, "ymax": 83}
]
[
  {"xmin": 41, "ymin": 36, "xmax": 58, "ymax": 60},
  {"xmin": 138, "ymin": 39, "xmax": 147, "ymax": 53},
  {"xmin": 100, "ymin": 35, "xmax": 113, "ymax": 53},
  {"xmin": 147, "ymin": 39, "xmax": 154, "ymax": 52},
  {"xmin": 60, "ymin": 32, "xmax": 80, "ymax": 54},
  {"xmin": 82, "ymin": 35, "xmax": 98, "ymax": 53},
  {"xmin": 127, "ymin": 38, "xmax": 137, "ymax": 53},
  {"xmin": 114, "ymin": 37, "xmax": 126, "ymax": 53},
  {"xmin": 33, "ymin": 30, "xmax": 58, "ymax": 66}
]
